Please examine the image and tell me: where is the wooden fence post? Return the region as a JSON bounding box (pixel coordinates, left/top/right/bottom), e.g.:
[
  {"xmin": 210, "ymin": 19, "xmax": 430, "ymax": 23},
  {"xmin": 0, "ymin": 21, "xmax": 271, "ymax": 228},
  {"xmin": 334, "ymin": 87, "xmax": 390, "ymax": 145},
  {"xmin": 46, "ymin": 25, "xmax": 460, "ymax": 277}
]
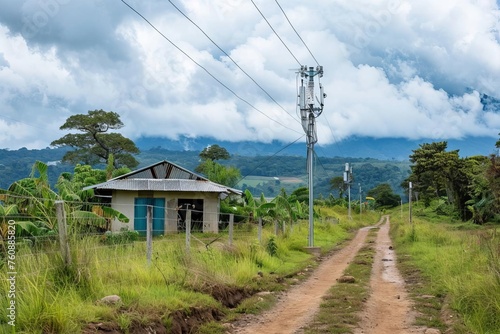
[
  {"xmin": 55, "ymin": 200, "xmax": 71, "ymax": 267},
  {"xmin": 146, "ymin": 205, "xmax": 153, "ymax": 266},
  {"xmin": 185, "ymin": 209, "xmax": 191, "ymax": 254},
  {"xmin": 228, "ymin": 214, "xmax": 234, "ymax": 246}
]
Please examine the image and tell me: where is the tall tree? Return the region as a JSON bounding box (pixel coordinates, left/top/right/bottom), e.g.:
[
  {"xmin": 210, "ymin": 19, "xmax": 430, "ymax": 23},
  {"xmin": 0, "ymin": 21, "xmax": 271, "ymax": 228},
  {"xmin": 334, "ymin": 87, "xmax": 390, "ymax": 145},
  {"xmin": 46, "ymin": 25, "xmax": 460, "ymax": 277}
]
[
  {"xmin": 329, "ymin": 176, "xmax": 346, "ymax": 198},
  {"xmin": 367, "ymin": 183, "xmax": 400, "ymax": 208},
  {"xmin": 195, "ymin": 159, "xmax": 241, "ymax": 187},
  {"xmin": 51, "ymin": 109, "xmax": 140, "ymax": 168},
  {"xmin": 404, "ymin": 141, "xmax": 458, "ymax": 206},
  {"xmin": 199, "ymin": 144, "xmax": 230, "ymax": 161}
]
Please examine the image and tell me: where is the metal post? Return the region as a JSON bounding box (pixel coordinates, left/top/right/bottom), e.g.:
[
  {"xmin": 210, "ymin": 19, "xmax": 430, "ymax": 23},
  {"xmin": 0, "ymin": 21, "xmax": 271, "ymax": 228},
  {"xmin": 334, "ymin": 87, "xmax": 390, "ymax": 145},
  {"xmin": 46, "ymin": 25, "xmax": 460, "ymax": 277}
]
[
  {"xmin": 228, "ymin": 214, "xmax": 234, "ymax": 246},
  {"xmin": 359, "ymin": 183, "xmax": 362, "ymax": 214},
  {"xmin": 409, "ymin": 182, "xmax": 413, "ymax": 224},
  {"xmin": 307, "ymin": 117, "xmax": 314, "ymax": 247},
  {"xmin": 185, "ymin": 209, "xmax": 191, "ymax": 254},
  {"xmin": 348, "ymin": 184, "xmax": 351, "ymax": 219},
  {"xmin": 55, "ymin": 200, "xmax": 71, "ymax": 267},
  {"xmin": 146, "ymin": 205, "xmax": 153, "ymax": 266},
  {"xmin": 298, "ymin": 65, "xmax": 325, "ymax": 248}
]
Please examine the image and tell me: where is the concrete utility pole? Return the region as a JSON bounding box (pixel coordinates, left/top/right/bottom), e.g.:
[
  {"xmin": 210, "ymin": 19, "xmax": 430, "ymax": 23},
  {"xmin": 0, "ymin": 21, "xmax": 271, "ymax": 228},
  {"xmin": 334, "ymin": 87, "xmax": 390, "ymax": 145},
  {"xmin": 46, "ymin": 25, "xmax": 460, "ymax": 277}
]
[{"xmin": 299, "ymin": 65, "xmax": 325, "ymax": 248}]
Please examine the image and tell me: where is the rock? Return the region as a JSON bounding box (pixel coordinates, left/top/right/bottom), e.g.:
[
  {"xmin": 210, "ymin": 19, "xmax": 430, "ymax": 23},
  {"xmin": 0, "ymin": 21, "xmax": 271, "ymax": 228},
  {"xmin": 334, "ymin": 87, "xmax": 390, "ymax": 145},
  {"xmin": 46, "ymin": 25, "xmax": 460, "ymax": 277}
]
[
  {"xmin": 420, "ymin": 295, "xmax": 435, "ymax": 299},
  {"xmin": 99, "ymin": 295, "xmax": 122, "ymax": 305},
  {"xmin": 337, "ymin": 275, "xmax": 356, "ymax": 283},
  {"xmin": 424, "ymin": 329, "xmax": 441, "ymax": 334},
  {"xmin": 256, "ymin": 291, "xmax": 272, "ymax": 296}
]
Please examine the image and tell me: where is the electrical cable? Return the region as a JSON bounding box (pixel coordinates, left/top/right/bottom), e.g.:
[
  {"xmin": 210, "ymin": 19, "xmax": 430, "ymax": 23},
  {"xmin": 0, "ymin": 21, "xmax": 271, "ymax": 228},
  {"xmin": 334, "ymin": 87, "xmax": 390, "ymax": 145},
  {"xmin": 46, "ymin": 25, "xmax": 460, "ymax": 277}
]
[
  {"xmin": 231, "ymin": 134, "xmax": 305, "ymax": 187},
  {"xmin": 120, "ymin": 0, "xmax": 301, "ymax": 135},
  {"xmin": 250, "ymin": 0, "xmax": 302, "ymax": 67},
  {"xmin": 166, "ymin": 0, "xmax": 300, "ymax": 125},
  {"xmin": 274, "ymin": 0, "xmax": 320, "ymax": 67}
]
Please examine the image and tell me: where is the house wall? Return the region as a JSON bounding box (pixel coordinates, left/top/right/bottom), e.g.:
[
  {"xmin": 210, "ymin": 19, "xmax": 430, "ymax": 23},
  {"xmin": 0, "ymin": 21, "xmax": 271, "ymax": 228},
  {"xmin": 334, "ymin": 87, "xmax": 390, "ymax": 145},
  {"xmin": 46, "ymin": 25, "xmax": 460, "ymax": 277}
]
[{"xmin": 110, "ymin": 190, "xmax": 220, "ymax": 233}]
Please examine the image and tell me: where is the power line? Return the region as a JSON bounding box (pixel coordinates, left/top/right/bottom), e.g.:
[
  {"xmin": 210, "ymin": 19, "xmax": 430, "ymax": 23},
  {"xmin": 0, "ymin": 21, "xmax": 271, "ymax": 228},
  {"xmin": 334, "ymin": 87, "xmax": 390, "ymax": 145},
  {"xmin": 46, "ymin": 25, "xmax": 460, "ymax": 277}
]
[
  {"xmin": 166, "ymin": 0, "xmax": 300, "ymax": 125},
  {"xmin": 250, "ymin": 0, "xmax": 302, "ymax": 67},
  {"xmin": 232, "ymin": 134, "xmax": 305, "ymax": 187},
  {"xmin": 120, "ymin": 0, "xmax": 301, "ymax": 135},
  {"xmin": 274, "ymin": 0, "xmax": 320, "ymax": 66}
]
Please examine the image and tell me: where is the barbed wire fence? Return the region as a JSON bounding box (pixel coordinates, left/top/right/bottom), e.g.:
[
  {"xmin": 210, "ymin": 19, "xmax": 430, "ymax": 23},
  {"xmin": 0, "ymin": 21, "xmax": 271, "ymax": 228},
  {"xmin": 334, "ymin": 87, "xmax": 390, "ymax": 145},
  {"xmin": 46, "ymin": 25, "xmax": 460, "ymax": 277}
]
[{"xmin": 0, "ymin": 196, "xmax": 288, "ymax": 290}]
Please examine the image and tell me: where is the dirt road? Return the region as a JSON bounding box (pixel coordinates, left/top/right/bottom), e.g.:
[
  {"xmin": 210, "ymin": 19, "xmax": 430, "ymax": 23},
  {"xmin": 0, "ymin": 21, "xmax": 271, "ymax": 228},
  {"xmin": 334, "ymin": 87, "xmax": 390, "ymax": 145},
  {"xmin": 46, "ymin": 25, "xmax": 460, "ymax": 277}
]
[
  {"xmin": 230, "ymin": 216, "xmax": 428, "ymax": 334},
  {"xmin": 353, "ymin": 217, "xmax": 414, "ymax": 334}
]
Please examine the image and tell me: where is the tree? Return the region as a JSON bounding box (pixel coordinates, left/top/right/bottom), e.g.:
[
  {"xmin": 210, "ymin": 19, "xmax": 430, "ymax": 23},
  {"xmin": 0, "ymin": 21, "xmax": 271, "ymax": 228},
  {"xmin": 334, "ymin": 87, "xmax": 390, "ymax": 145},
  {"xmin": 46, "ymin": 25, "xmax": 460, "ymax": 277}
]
[
  {"xmin": 329, "ymin": 176, "xmax": 346, "ymax": 198},
  {"xmin": 403, "ymin": 141, "xmax": 485, "ymax": 220},
  {"xmin": 51, "ymin": 109, "xmax": 140, "ymax": 168},
  {"xmin": 195, "ymin": 145, "xmax": 240, "ymax": 187},
  {"xmin": 195, "ymin": 159, "xmax": 241, "ymax": 187},
  {"xmin": 404, "ymin": 141, "xmax": 459, "ymax": 207},
  {"xmin": 199, "ymin": 144, "xmax": 230, "ymax": 161},
  {"xmin": 367, "ymin": 183, "xmax": 400, "ymax": 208}
]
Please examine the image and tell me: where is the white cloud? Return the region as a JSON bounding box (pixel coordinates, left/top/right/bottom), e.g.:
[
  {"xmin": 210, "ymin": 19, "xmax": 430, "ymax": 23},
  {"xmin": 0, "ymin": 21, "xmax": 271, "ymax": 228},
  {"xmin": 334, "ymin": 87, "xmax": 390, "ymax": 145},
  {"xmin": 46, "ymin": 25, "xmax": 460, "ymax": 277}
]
[{"xmin": 0, "ymin": 0, "xmax": 498, "ymax": 150}]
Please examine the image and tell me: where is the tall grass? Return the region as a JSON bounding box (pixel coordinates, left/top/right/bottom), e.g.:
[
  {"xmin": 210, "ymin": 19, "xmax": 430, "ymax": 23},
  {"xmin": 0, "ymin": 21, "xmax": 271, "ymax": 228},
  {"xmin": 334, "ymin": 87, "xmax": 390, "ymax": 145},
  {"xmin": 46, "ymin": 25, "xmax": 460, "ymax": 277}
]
[
  {"xmin": 0, "ymin": 207, "xmax": 380, "ymax": 333},
  {"xmin": 391, "ymin": 211, "xmax": 500, "ymax": 333}
]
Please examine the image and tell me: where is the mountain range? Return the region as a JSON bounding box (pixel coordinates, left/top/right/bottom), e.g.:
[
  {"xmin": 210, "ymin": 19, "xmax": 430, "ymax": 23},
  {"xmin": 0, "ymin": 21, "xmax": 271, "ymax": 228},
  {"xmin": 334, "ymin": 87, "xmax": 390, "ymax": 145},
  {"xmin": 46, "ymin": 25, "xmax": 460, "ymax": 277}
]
[{"xmin": 135, "ymin": 135, "xmax": 498, "ymax": 160}]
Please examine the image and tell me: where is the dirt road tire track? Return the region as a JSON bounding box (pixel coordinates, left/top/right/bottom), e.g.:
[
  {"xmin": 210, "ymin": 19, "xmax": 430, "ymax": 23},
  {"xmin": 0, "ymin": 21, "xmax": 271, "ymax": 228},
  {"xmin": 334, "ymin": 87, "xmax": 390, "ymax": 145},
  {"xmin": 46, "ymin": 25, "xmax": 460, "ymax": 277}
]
[
  {"xmin": 230, "ymin": 217, "xmax": 386, "ymax": 334},
  {"xmin": 354, "ymin": 216, "xmax": 415, "ymax": 334}
]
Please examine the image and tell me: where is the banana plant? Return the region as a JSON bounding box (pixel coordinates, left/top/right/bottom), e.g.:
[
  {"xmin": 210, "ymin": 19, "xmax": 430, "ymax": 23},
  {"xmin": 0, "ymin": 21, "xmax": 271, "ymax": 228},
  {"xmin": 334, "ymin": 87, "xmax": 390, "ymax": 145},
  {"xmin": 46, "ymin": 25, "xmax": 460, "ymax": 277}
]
[
  {"xmin": 243, "ymin": 189, "xmax": 276, "ymax": 223},
  {"xmin": 1, "ymin": 161, "xmax": 129, "ymax": 234}
]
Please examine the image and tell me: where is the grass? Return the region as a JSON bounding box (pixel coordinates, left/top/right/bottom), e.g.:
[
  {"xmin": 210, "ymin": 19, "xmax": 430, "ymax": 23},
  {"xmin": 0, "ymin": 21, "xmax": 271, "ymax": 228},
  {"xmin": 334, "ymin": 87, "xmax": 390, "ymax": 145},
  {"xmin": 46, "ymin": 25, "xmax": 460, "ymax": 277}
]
[
  {"xmin": 389, "ymin": 204, "xmax": 500, "ymax": 334},
  {"xmin": 303, "ymin": 228, "xmax": 378, "ymax": 334},
  {"xmin": 0, "ymin": 207, "xmax": 380, "ymax": 333}
]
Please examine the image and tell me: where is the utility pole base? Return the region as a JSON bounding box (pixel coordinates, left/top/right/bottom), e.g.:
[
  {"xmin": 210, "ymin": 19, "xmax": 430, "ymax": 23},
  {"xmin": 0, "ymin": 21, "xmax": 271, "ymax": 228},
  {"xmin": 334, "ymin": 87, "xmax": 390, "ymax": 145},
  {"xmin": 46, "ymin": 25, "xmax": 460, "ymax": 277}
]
[{"xmin": 303, "ymin": 246, "xmax": 322, "ymax": 257}]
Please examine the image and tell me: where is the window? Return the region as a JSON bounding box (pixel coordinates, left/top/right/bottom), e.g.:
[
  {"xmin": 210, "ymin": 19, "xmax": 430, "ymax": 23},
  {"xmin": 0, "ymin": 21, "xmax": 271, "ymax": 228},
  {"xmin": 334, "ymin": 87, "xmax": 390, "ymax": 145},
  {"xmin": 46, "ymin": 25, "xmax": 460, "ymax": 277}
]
[{"xmin": 177, "ymin": 199, "xmax": 204, "ymax": 231}]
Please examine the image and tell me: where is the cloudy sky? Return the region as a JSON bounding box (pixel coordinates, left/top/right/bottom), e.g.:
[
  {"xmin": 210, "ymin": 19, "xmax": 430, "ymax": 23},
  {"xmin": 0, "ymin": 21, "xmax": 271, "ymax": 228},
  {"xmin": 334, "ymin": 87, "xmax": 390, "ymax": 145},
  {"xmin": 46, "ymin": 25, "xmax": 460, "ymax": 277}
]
[{"xmin": 0, "ymin": 0, "xmax": 499, "ymax": 150}]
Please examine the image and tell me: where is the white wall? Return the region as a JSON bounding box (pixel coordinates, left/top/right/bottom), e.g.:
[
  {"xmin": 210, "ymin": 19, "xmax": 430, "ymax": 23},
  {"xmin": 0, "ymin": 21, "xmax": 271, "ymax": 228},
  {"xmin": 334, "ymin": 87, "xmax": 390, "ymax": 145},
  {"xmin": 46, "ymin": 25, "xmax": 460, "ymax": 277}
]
[{"xmin": 110, "ymin": 190, "xmax": 220, "ymax": 234}]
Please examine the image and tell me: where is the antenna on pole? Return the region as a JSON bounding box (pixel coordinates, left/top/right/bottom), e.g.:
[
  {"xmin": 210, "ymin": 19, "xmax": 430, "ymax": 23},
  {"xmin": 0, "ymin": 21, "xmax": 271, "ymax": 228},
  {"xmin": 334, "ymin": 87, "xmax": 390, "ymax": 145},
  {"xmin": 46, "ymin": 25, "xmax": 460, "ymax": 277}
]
[{"xmin": 298, "ymin": 65, "xmax": 325, "ymax": 248}]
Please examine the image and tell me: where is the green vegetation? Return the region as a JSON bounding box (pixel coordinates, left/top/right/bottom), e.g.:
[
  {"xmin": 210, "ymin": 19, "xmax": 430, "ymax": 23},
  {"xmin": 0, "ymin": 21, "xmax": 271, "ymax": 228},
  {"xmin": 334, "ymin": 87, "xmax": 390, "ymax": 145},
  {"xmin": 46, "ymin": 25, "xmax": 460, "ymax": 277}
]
[
  {"xmin": 0, "ymin": 207, "xmax": 380, "ymax": 333},
  {"xmin": 403, "ymin": 140, "xmax": 500, "ymax": 223},
  {"xmin": 390, "ymin": 202, "xmax": 500, "ymax": 333},
  {"xmin": 0, "ymin": 145, "xmax": 411, "ymax": 199}
]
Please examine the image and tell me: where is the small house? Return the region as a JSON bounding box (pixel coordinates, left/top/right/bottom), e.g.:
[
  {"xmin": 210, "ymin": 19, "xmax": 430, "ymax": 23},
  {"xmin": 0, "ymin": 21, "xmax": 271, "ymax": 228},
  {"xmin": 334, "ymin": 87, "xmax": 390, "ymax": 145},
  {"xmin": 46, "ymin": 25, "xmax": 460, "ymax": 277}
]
[{"xmin": 85, "ymin": 160, "xmax": 241, "ymax": 235}]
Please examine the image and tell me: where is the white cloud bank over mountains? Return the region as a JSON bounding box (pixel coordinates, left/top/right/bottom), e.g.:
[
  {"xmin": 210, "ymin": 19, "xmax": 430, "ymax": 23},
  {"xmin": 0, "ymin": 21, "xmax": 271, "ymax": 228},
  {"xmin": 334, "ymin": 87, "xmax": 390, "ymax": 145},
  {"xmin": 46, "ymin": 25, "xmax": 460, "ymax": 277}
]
[{"xmin": 0, "ymin": 0, "xmax": 499, "ymax": 149}]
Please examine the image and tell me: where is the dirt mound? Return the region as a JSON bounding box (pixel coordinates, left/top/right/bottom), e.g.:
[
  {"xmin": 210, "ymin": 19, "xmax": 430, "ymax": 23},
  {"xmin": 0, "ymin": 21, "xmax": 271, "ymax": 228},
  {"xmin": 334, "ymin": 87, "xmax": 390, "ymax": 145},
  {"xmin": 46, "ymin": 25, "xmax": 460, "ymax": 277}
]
[
  {"xmin": 199, "ymin": 283, "xmax": 253, "ymax": 308},
  {"xmin": 169, "ymin": 307, "xmax": 224, "ymax": 333},
  {"xmin": 83, "ymin": 306, "xmax": 223, "ymax": 334}
]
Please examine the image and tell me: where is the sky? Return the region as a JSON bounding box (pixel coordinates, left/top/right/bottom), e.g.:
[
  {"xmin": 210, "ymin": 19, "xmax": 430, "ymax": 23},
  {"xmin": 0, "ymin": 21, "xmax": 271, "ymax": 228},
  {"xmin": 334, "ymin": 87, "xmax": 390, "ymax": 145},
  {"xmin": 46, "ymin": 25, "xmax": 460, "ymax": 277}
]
[{"xmin": 0, "ymin": 0, "xmax": 499, "ymax": 150}]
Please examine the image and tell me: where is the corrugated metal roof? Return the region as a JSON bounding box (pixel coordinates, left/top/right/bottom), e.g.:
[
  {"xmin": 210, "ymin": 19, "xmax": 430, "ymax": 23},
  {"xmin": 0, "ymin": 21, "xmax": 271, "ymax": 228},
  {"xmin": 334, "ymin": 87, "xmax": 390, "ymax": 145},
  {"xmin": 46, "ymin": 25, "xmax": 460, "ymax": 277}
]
[
  {"xmin": 83, "ymin": 160, "xmax": 242, "ymax": 195},
  {"xmin": 89, "ymin": 179, "xmax": 240, "ymax": 194},
  {"xmin": 111, "ymin": 160, "xmax": 207, "ymax": 181}
]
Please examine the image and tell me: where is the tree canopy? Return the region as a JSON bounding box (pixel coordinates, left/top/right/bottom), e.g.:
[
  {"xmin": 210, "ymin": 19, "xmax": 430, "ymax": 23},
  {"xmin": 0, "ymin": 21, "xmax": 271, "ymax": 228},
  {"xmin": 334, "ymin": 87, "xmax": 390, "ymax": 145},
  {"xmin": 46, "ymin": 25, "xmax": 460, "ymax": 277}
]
[
  {"xmin": 199, "ymin": 144, "xmax": 230, "ymax": 161},
  {"xmin": 367, "ymin": 183, "xmax": 400, "ymax": 208},
  {"xmin": 51, "ymin": 109, "xmax": 140, "ymax": 168},
  {"xmin": 403, "ymin": 140, "xmax": 500, "ymax": 223}
]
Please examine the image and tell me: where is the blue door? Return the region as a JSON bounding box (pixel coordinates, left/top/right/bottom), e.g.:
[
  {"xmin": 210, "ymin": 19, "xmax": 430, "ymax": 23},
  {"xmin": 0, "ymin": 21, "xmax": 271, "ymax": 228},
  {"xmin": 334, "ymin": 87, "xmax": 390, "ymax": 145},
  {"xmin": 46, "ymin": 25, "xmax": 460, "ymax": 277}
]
[{"xmin": 134, "ymin": 198, "xmax": 165, "ymax": 236}]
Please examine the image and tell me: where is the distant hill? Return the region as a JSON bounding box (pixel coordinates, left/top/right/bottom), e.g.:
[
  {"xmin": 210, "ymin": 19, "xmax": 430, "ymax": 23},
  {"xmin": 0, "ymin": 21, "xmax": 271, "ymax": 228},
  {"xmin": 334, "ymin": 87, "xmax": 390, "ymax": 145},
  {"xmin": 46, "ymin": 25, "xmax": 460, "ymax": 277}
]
[
  {"xmin": 135, "ymin": 135, "xmax": 497, "ymax": 160},
  {"xmin": 1, "ymin": 135, "xmax": 496, "ymax": 199}
]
